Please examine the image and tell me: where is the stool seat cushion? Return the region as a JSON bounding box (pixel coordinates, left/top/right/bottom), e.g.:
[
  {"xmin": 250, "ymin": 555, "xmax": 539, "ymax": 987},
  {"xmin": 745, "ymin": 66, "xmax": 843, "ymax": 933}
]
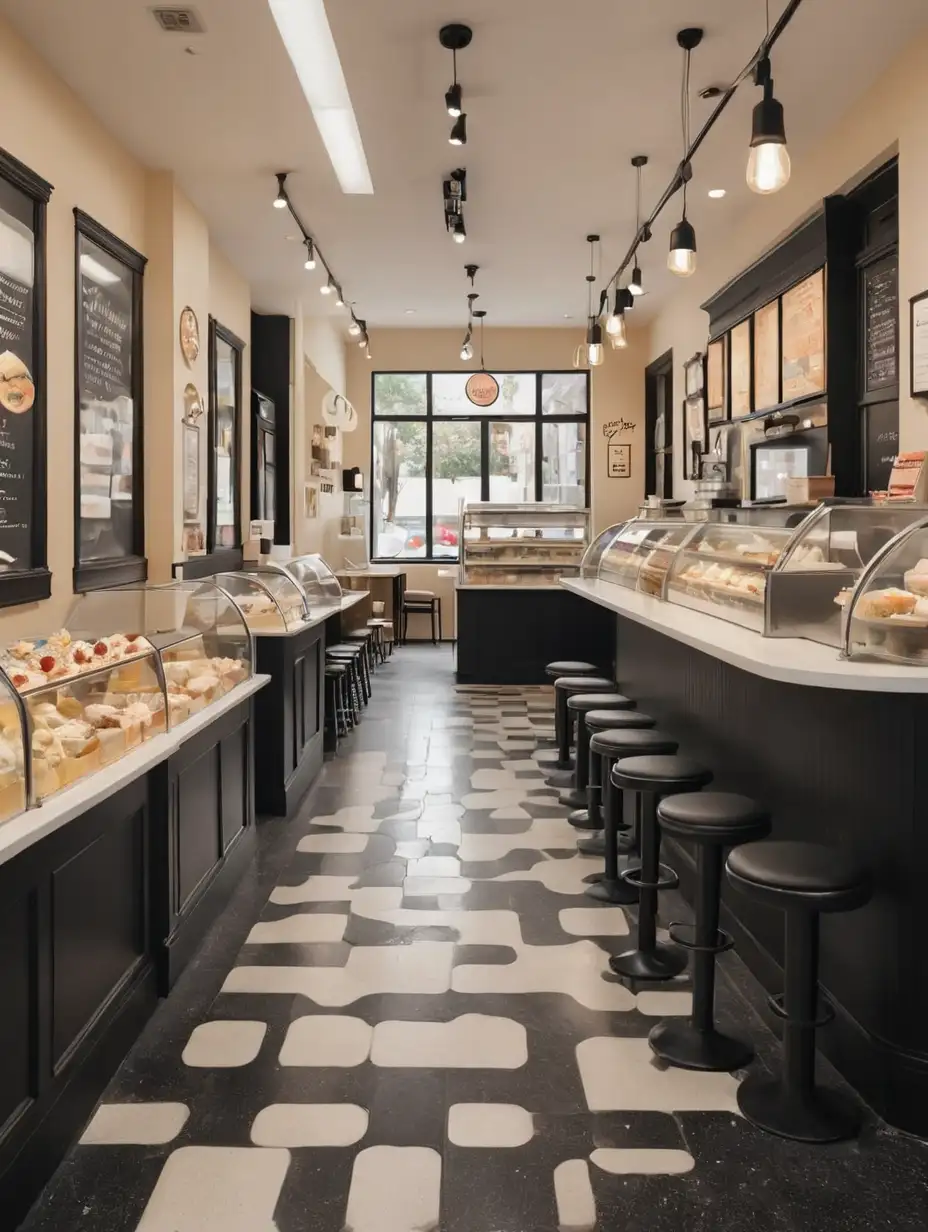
[
  {"xmin": 591, "ymin": 728, "xmax": 677, "ymax": 756},
  {"xmin": 586, "ymin": 709, "xmax": 656, "ymax": 732},
  {"xmin": 726, "ymin": 841, "xmax": 871, "ymax": 912},
  {"xmin": 567, "ymin": 692, "xmax": 634, "ymax": 713},
  {"xmin": 554, "ymin": 676, "xmax": 614, "ymax": 690},
  {"xmin": 612, "ymin": 754, "xmax": 712, "ymax": 793},
  {"xmin": 546, "ymin": 660, "xmax": 598, "ymax": 675},
  {"xmin": 658, "ymin": 792, "xmax": 771, "ymax": 843},
  {"xmin": 404, "ymin": 590, "xmax": 436, "ymax": 601}
]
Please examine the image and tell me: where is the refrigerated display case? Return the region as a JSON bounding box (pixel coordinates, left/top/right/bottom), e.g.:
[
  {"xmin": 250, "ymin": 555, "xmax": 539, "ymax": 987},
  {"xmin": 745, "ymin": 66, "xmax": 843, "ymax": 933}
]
[{"xmin": 459, "ymin": 503, "xmax": 591, "ymax": 587}]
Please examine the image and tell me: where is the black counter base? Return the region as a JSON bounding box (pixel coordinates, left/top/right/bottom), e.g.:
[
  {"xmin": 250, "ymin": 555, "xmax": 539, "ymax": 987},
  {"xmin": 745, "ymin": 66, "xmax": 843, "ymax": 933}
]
[
  {"xmin": 456, "ymin": 587, "xmax": 614, "ymax": 685},
  {"xmin": 615, "ymin": 615, "xmax": 928, "ymax": 1137},
  {"xmin": 253, "ymin": 624, "xmax": 325, "ymax": 818}
]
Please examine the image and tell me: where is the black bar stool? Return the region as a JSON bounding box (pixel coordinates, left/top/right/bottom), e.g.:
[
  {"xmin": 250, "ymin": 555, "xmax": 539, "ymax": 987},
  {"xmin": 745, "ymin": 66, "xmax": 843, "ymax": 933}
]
[
  {"xmin": 570, "ymin": 708, "xmax": 657, "ymax": 833},
  {"xmin": 542, "ymin": 660, "xmax": 600, "ymax": 747},
  {"xmin": 547, "ymin": 675, "xmax": 614, "ymax": 781},
  {"xmin": 586, "ymin": 727, "xmax": 677, "ymax": 905},
  {"xmin": 561, "ymin": 693, "xmax": 636, "ymax": 811},
  {"xmin": 649, "ymin": 792, "xmax": 771, "ymax": 1072},
  {"xmin": 726, "ymin": 840, "xmax": 871, "ymax": 1143},
  {"xmin": 609, "ymin": 754, "xmax": 713, "ymax": 982}
]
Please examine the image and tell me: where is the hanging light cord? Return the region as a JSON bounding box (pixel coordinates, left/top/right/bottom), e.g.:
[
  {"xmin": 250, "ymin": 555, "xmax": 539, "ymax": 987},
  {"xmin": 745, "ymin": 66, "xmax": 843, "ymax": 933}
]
[
  {"xmin": 599, "ymin": 0, "xmax": 804, "ymax": 293},
  {"xmin": 680, "ymin": 40, "xmax": 691, "ymax": 217}
]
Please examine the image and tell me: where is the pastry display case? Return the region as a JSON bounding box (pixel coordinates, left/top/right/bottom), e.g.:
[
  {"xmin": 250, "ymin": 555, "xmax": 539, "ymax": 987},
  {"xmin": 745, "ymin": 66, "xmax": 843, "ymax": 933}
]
[
  {"xmin": 843, "ymin": 516, "xmax": 928, "ymax": 664},
  {"xmin": 590, "ymin": 521, "xmax": 698, "ymax": 596},
  {"xmin": 283, "ymin": 554, "xmax": 344, "ymax": 608},
  {"xmin": 666, "ymin": 523, "xmax": 793, "ymax": 632},
  {"xmin": 0, "ymin": 674, "xmax": 28, "ymax": 823},
  {"xmin": 766, "ymin": 504, "xmax": 928, "ymax": 647},
  {"xmin": 459, "ymin": 503, "xmax": 591, "ymax": 586},
  {"xmin": 217, "ymin": 566, "xmax": 308, "ymax": 632}
]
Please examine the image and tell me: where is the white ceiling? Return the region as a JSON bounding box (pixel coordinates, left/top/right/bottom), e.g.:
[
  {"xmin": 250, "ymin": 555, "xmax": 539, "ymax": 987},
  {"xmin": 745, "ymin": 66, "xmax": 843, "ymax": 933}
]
[{"xmin": 2, "ymin": 0, "xmax": 926, "ymax": 330}]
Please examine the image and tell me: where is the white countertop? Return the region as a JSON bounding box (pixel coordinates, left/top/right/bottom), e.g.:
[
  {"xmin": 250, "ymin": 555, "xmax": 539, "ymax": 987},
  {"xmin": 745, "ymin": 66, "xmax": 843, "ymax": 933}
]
[
  {"xmin": 249, "ymin": 592, "xmax": 369, "ymax": 637},
  {"xmin": 455, "ymin": 583, "xmax": 563, "ymax": 591},
  {"xmin": 0, "ymin": 674, "xmax": 270, "ymax": 869},
  {"xmin": 562, "ymin": 577, "xmax": 928, "ymax": 694}
]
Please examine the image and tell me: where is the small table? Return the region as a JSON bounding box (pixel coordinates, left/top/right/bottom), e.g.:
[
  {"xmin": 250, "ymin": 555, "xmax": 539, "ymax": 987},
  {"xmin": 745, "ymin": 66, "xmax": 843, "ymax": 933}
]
[{"xmin": 337, "ymin": 569, "xmax": 407, "ymax": 642}]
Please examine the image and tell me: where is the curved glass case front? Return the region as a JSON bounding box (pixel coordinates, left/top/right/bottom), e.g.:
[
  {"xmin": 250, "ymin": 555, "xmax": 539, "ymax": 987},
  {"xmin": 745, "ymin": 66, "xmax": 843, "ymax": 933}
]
[
  {"xmin": 597, "ymin": 521, "xmax": 696, "ymax": 595},
  {"xmin": 217, "ymin": 568, "xmax": 307, "ymax": 632},
  {"xmin": 844, "ymin": 517, "xmax": 928, "ymax": 664},
  {"xmin": 580, "ymin": 523, "xmax": 630, "ymax": 579},
  {"xmin": 459, "ymin": 504, "xmax": 591, "ymax": 587},
  {"xmin": 666, "ymin": 524, "xmax": 793, "ymax": 632},
  {"xmin": 284, "ymin": 554, "xmax": 344, "ymax": 606},
  {"xmin": 0, "ymin": 674, "xmax": 27, "ymax": 822}
]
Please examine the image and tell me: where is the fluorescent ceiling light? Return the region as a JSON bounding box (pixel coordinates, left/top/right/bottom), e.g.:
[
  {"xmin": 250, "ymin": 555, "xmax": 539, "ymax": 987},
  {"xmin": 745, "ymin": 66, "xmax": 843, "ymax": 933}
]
[
  {"xmin": 80, "ymin": 253, "xmax": 121, "ymax": 285},
  {"xmin": 267, "ymin": 0, "xmax": 374, "ymax": 195}
]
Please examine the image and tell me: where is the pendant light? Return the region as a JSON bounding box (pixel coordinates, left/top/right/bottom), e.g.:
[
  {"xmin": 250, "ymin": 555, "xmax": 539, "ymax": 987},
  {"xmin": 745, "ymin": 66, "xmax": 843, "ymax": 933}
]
[
  {"xmin": 629, "ymin": 155, "xmax": 648, "ymax": 297},
  {"xmin": 668, "ymin": 29, "xmax": 701, "ymax": 279},
  {"xmin": 449, "ymin": 114, "xmax": 467, "ymax": 146},
  {"xmin": 273, "ymin": 172, "xmax": 288, "ymax": 209},
  {"xmin": 335, "ymin": 286, "xmax": 345, "ymax": 307},
  {"xmin": 575, "ymin": 238, "xmax": 604, "ymax": 368},
  {"xmin": 604, "ymin": 287, "xmax": 628, "ymax": 347},
  {"xmin": 451, "ymin": 215, "xmax": 466, "ymax": 243},
  {"xmin": 440, "ymin": 25, "xmax": 472, "ymax": 123},
  {"xmin": 348, "ymin": 317, "xmax": 361, "ymax": 337},
  {"xmin": 303, "ymin": 238, "xmax": 316, "ymax": 270},
  {"xmin": 460, "ymin": 336, "xmax": 473, "ymax": 362},
  {"xmin": 747, "ymin": 2, "xmax": 790, "ymax": 194},
  {"xmin": 320, "ymin": 274, "xmax": 335, "ymax": 295},
  {"xmin": 474, "ymin": 309, "xmax": 488, "ymax": 371}
]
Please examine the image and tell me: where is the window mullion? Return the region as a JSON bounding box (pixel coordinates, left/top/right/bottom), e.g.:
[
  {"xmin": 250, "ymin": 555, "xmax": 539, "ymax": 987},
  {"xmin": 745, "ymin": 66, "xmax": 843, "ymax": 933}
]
[
  {"xmin": 480, "ymin": 419, "xmax": 490, "ymax": 502},
  {"xmin": 426, "ymin": 372, "xmax": 434, "ymax": 559}
]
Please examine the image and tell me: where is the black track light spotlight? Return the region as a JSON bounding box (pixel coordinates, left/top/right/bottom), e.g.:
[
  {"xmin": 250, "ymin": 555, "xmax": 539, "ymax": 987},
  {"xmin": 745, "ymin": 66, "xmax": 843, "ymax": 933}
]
[
  {"xmin": 451, "ymin": 215, "xmax": 466, "ymax": 244},
  {"xmin": 445, "ymin": 82, "xmax": 463, "ymax": 118},
  {"xmin": 668, "ymin": 32, "xmax": 701, "ymax": 278},
  {"xmin": 303, "ymin": 238, "xmax": 316, "ymax": 270},
  {"xmin": 273, "ymin": 172, "xmax": 288, "ymax": 209},
  {"xmin": 604, "ymin": 288, "xmax": 627, "ymax": 347},
  {"xmin": 335, "ymin": 286, "xmax": 345, "ymax": 307},
  {"xmin": 449, "ymin": 113, "xmax": 467, "ymax": 146},
  {"xmin": 320, "ymin": 274, "xmax": 335, "ymax": 295},
  {"xmin": 747, "ymin": 54, "xmax": 790, "ymax": 194},
  {"xmin": 348, "ymin": 317, "xmax": 361, "ymax": 337},
  {"xmin": 629, "ymin": 265, "xmax": 644, "ymax": 296},
  {"xmin": 668, "ymin": 217, "xmax": 698, "ymax": 277}
]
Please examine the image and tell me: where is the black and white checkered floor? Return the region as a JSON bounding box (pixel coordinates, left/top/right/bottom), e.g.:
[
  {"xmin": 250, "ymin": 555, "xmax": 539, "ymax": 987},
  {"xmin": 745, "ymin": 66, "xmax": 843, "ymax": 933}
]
[{"xmin": 22, "ymin": 648, "xmax": 928, "ymax": 1231}]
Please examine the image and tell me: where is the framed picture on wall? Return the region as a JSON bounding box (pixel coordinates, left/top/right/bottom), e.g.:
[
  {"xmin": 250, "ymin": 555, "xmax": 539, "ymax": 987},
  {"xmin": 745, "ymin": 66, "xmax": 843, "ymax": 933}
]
[
  {"xmin": 707, "ymin": 336, "xmax": 727, "ymax": 420},
  {"xmin": 753, "ymin": 299, "xmax": 780, "ymax": 411},
  {"xmin": 684, "ymin": 352, "xmax": 705, "ymax": 398},
  {"xmin": 683, "ymin": 395, "xmax": 707, "ymax": 481},
  {"xmin": 782, "ymin": 268, "xmax": 826, "ymax": 400},
  {"xmin": 182, "ymin": 421, "xmax": 200, "ymax": 520},
  {"xmin": 730, "ymin": 318, "xmax": 752, "ymax": 418}
]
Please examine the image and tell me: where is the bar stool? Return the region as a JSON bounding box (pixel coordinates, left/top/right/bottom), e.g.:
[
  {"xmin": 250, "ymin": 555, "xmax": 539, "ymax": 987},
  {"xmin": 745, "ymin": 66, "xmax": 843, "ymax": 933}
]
[
  {"xmin": 366, "ymin": 619, "xmax": 389, "ymax": 664},
  {"xmin": 726, "ymin": 841, "xmax": 871, "ymax": 1142},
  {"xmin": 546, "ymin": 675, "xmax": 615, "ymax": 782},
  {"xmin": 585, "ymin": 727, "xmax": 678, "ymax": 905},
  {"xmin": 649, "ymin": 792, "xmax": 771, "ymax": 1072},
  {"xmin": 328, "ymin": 646, "xmax": 368, "ymax": 708},
  {"xmin": 561, "ymin": 692, "xmax": 636, "ymax": 810},
  {"xmin": 343, "ymin": 632, "xmax": 374, "ymax": 698},
  {"xmin": 370, "ymin": 617, "xmax": 395, "ymax": 658},
  {"xmin": 609, "ymin": 754, "xmax": 713, "ymax": 981},
  {"xmin": 542, "ymin": 661, "xmax": 599, "ymax": 747},
  {"xmin": 402, "ymin": 590, "xmax": 442, "ymax": 644},
  {"xmin": 324, "ymin": 664, "xmax": 349, "ymax": 744},
  {"xmin": 570, "ymin": 708, "xmax": 657, "ymax": 832}
]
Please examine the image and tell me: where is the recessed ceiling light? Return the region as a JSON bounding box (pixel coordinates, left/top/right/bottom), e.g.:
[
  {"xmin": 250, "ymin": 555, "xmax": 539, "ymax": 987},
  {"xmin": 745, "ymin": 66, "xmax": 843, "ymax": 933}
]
[
  {"xmin": 708, "ymin": 188, "xmax": 727, "ymax": 199},
  {"xmin": 405, "ymin": 308, "xmax": 416, "ymax": 315},
  {"xmin": 267, "ymin": 0, "xmax": 373, "ymax": 195},
  {"xmin": 563, "ymin": 314, "xmax": 573, "ymax": 320}
]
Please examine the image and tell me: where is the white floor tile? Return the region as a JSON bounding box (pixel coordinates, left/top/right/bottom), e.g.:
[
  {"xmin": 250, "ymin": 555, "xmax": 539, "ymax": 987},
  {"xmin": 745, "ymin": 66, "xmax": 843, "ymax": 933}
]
[
  {"xmin": 590, "ymin": 1147, "xmax": 695, "ymax": 1175},
  {"xmin": 417, "ymin": 817, "xmax": 462, "ymax": 845},
  {"xmin": 635, "ymin": 990, "xmax": 694, "ymax": 1017},
  {"xmin": 80, "ymin": 1102, "xmax": 189, "ymax": 1146},
  {"xmin": 394, "ymin": 839, "xmax": 431, "ymax": 859},
  {"xmin": 270, "ymin": 875, "xmax": 358, "ymax": 905},
  {"xmin": 246, "ymin": 913, "xmax": 347, "ymax": 944},
  {"xmin": 251, "ymin": 1103, "xmax": 369, "ymax": 1147},
  {"xmin": 279, "ymin": 1016, "xmax": 373, "ymax": 1067},
  {"xmin": 308, "ymin": 805, "xmax": 380, "ymax": 833},
  {"xmin": 297, "ymin": 832, "xmax": 369, "ymax": 854},
  {"xmin": 453, "ymin": 940, "xmax": 636, "ymax": 1012},
  {"xmin": 406, "ymin": 855, "xmax": 461, "ymax": 878},
  {"xmin": 492, "ymin": 855, "xmax": 599, "ymax": 896},
  {"xmin": 371, "ymin": 1014, "xmax": 528, "ymax": 1068},
  {"xmin": 576, "ymin": 1037, "xmax": 742, "ymax": 1112},
  {"xmin": 345, "ymin": 1146, "xmax": 441, "ymax": 1232},
  {"xmin": 349, "ymin": 900, "xmax": 523, "ymax": 948},
  {"xmin": 558, "ymin": 907, "xmax": 630, "ymax": 938},
  {"xmin": 403, "ymin": 875, "xmax": 472, "ymax": 897},
  {"xmin": 447, "ymin": 1103, "xmax": 534, "ymax": 1147},
  {"xmin": 553, "ymin": 1159, "xmax": 596, "ymax": 1232},
  {"xmin": 135, "ymin": 1146, "xmax": 290, "ymax": 1232},
  {"xmin": 182, "ymin": 1021, "xmax": 266, "ymax": 1068},
  {"xmin": 459, "ymin": 818, "xmax": 577, "ymax": 861}
]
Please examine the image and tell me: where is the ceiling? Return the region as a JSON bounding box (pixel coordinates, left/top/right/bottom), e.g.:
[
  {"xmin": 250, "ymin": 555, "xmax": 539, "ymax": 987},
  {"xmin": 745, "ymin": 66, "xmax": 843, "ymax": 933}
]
[{"xmin": 2, "ymin": 0, "xmax": 925, "ymax": 330}]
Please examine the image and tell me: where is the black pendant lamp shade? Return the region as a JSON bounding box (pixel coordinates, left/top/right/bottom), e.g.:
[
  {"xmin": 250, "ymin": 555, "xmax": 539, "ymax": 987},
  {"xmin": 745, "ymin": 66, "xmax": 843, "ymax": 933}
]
[{"xmin": 445, "ymin": 82, "xmax": 463, "ymax": 117}]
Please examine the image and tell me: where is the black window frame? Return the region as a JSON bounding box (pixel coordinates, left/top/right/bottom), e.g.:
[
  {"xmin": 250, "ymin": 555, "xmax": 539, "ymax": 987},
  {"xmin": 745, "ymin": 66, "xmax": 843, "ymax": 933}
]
[
  {"xmin": 73, "ymin": 208, "xmax": 147, "ymax": 593},
  {"xmin": 206, "ymin": 316, "xmax": 245, "ymax": 564},
  {"xmin": 370, "ymin": 369, "xmax": 590, "ymax": 563}
]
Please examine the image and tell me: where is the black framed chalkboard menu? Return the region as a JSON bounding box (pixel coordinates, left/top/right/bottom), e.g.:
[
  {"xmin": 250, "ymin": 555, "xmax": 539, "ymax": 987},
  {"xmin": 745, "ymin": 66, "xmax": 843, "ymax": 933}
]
[
  {"xmin": 73, "ymin": 210, "xmax": 146, "ymax": 591},
  {"xmin": 0, "ymin": 149, "xmax": 52, "ymax": 607},
  {"xmin": 863, "ymin": 253, "xmax": 898, "ymax": 394}
]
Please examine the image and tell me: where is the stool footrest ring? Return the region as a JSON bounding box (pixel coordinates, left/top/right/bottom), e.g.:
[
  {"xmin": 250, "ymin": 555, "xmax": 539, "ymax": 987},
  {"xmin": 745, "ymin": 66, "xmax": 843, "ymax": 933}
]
[
  {"xmin": 667, "ymin": 920, "xmax": 735, "ymax": 955},
  {"xmin": 621, "ymin": 863, "xmax": 679, "ymax": 893},
  {"xmin": 766, "ymin": 991, "xmax": 835, "ymax": 1030}
]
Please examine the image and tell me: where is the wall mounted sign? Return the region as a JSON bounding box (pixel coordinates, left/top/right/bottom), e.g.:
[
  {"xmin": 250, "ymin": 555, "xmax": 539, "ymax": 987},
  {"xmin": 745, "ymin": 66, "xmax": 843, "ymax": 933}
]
[
  {"xmin": 707, "ymin": 336, "xmax": 727, "ymax": 419},
  {"xmin": 753, "ymin": 299, "xmax": 780, "ymax": 411},
  {"xmin": 0, "ymin": 149, "xmax": 52, "ymax": 607},
  {"xmin": 730, "ymin": 318, "xmax": 752, "ymax": 417},
  {"xmin": 910, "ymin": 290, "xmax": 928, "ymax": 397},
  {"xmin": 465, "ymin": 371, "xmax": 500, "ymax": 407},
  {"xmin": 74, "ymin": 210, "xmax": 147, "ymax": 591},
  {"xmin": 183, "ymin": 381, "xmax": 203, "ymax": 424},
  {"xmin": 781, "ymin": 268, "xmax": 825, "ymax": 400},
  {"xmin": 606, "ymin": 442, "xmax": 631, "ymax": 479},
  {"xmin": 864, "ymin": 254, "xmax": 897, "ymax": 393},
  {"xmin": 182, "ymin": 421, "xmax": 200, "ymax": 520},
  {"xmin": 179, "ymin": 306, "xmax": 199, "ymax": 366}
]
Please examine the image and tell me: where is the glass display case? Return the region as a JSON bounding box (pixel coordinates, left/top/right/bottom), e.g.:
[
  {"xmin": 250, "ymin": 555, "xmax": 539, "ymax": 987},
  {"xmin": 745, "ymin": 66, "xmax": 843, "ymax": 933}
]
[
  {"xmin": 217, "ymin": 566, "xmax": 308, "ymax": 632},
  {"xmin": 459, "ymin": 503, "xmax": 591, "ymax": 586},
  {"xmin": 283, "ymin": 554, "xmax": 344, "ymax": 608},
  {"xmin": 0, "ymin": 674, "xmax": 28, "ymax": 823},
  {"xmin": 843, "ymin": 516, "xmax": 928, "ymax": 664},
  {"xmin": 767, "ymin": 504, "xmax": 928, "ymax": 647},
  {"xmin": 580, "ymin": 522, "xmax": 632, "ymax": 579},
  {"xmin": 666, "ymin": 523, "xmax": 794, "ymax": 632},
  {"xmin": 589, "ymin": 521, "xmax": 698, "ymax": 597}
]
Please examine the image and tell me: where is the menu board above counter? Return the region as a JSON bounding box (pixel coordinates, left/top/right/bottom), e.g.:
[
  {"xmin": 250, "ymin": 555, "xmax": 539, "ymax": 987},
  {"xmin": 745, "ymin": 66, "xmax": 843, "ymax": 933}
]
[
  {"xmin": 74, "ymin": 211, "xmax": 146, "ymax": 590},
  {"xmin": 864, "ymin": 254, "xmax": 898, "ymax": 394}
]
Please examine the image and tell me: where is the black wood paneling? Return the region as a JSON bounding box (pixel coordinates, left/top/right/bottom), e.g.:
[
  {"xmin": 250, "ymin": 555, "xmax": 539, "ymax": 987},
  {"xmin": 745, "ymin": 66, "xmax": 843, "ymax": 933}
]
[
  {"xmin": 0, "ymin": 890, "xmax": 35, "ymax": 1136},
  {"xmin": 250, "ymin": 313, "xmax": 291, "ymax": 545},
  {"xmin": 456, "ymin": 588, "xmax": 615, "ymax": 685},
  {"xmin": 614, "ymin": 614, "xmax": 928, "ymax": 1134},
  {"xmin": 220, "ymin": 723, "xmax": 247, "ymax": 851},
  {"xmin": 253, "ymin": 625, "xmax": 325, "ymax": 817},
  {"xmin": 176, "ymin": 747, "xmax": 221, "ymax": 909}
]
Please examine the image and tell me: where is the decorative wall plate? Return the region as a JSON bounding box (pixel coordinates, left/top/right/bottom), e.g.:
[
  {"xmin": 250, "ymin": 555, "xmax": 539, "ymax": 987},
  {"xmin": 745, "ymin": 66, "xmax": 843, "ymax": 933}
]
[
  {"xmin": 322, "ymin": 388, "xmax": 358, "ymax": 431},
  {"xmin": 179, "ymin": 306, "xmax": 200, "ymax": 366},
  {"xmin": 183, "ymin": 382, "xmax": 204, "ymax": 423}
]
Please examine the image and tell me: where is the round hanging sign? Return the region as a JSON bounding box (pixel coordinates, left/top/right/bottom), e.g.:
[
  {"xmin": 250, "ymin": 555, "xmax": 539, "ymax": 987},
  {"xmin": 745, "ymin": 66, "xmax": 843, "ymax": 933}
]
[{"xmin": 465, "ymin": 371, "xmax": 499, "ymax": 408}]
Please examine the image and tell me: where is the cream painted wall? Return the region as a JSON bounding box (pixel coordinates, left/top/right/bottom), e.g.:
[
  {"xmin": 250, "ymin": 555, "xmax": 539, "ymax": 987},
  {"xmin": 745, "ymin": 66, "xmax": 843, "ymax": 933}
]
[
  {"xmin": 343, "ymin": 326, "xmax": 650, "ymax": 635},
  {"xmin": 0, "ymin": 14, "xmax": 251, "ymax": 628},
  {"xmin": 294, "ymin": 315, "xmax": 351, "ymax": 560},
  {"xmin": 645, "ymin": 31, "xmax": 928, "ymax": 499},
  {"xmin": 209, "ymin": 238, "xmax": 252, "ymax": 537}
]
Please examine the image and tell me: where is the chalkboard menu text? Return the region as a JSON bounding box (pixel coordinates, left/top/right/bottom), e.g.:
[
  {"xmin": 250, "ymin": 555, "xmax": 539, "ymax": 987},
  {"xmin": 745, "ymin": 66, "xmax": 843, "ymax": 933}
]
[{"xmin": 864, "ymin": 255, "xmax": 898, "ymax": 393}]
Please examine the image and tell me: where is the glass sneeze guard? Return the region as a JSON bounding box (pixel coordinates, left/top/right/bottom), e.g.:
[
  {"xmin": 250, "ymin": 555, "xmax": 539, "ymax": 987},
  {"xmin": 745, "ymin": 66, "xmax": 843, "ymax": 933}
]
[{"xmin": 843, "ymin": 515, "xmax": 928, "ymax": 664}]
